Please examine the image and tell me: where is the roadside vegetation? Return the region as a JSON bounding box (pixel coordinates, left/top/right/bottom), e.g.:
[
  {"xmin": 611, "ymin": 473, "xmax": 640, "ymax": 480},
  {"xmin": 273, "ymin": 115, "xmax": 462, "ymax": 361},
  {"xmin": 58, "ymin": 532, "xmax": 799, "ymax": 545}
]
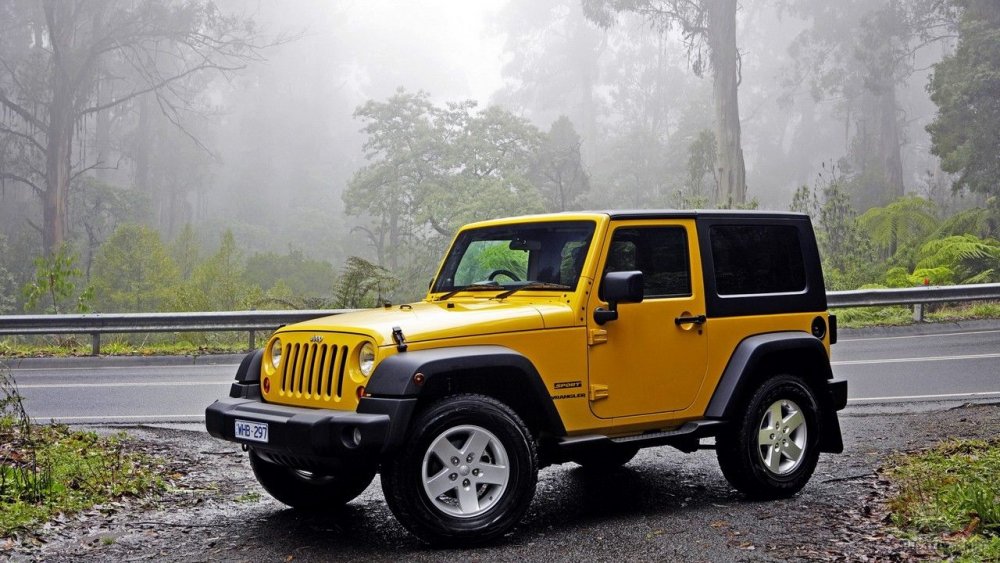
[
  {"xmin": 885, "ymin": 439, "xmax": 1000, "ymax": 561},
  {"xmin": 0, "ymin": 362, "xmax": 164, "ymax": 538}
]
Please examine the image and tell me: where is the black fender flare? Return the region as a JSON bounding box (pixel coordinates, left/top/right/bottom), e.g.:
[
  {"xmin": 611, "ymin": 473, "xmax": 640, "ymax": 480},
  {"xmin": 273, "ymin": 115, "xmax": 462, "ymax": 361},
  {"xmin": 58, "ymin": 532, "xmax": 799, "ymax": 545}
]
[
  {"xmin": 229, "ymin": 348, "xmax": 264, "ymax": 399},
  {"xmin": 706, "ymin": 331, "xmax": 844, "ymax": 453},
  {"xmin": 359, "ymin": 345, "xmax": 566, "ymax": 450}
]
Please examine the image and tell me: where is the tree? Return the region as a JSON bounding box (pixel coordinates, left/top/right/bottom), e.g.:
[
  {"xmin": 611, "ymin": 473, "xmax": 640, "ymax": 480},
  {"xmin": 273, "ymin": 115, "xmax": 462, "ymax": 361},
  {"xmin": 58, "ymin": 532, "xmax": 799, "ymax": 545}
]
[
  {"xmin": 344, "ymin": 89, "xmax": 546, "ymax": 278},
  {"xmin": 22, "ymin": 243, "xmax": 91, "ymax": 313},
  {"xmin": 244, "ymin": 249, "xmax": 336, "ymax": 307},
  {"xmin": 786, "ymin": 0, "xmax": 958, "ymax": 207},
  {"xmin": 494, "ymin": 0, "xmax": 605, "ymax": 160},
  {"xmin": 174, "ymin": 230, "xmax": 253, "ymax": 311},
  {"xmin": 0, "ymin": 0, "xmax": 263, "ymax": 255},
  {"xmin": 583, "ymin": 0, "xmax": 747, "ymax": 206},
  {"xmin": 927, "ymin": 0, "xmax": 1000, "ymax": 198},
  {"xmin": 530, "ymin": 117, "xmax": 591, "ymax": 211},
  {"xmin": 89, "ymin": 223, "xmax": 178, "ymax": 312}
]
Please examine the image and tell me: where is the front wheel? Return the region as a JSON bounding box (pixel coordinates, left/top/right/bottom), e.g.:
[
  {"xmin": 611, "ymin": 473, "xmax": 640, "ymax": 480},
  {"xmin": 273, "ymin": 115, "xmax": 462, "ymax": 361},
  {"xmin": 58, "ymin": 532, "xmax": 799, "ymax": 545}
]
[
  {"xmin": 716, "ymin": 375, "xmax": 822, "ymax": 499},
  {"xmin": 249, "ymin": 450, "xmax": 375, "ymax": 510},
  {"xmin": 381, "ymin": 394, "xmax": 538, "ymax": 546}
]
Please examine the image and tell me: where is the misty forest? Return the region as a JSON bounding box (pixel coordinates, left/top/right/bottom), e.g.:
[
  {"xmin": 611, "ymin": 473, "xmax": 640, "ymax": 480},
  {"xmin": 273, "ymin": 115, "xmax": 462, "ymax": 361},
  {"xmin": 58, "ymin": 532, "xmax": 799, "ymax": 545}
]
[{"xmin": 1, "ymin": 0, "xmax": 999, "ymax": 317}]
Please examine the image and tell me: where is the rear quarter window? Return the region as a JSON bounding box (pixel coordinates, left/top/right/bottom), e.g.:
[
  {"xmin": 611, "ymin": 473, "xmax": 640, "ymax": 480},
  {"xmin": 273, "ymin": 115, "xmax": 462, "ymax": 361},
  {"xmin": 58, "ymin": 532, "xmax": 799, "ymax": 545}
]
[{"xmin": 710, "ymin": 225, "xmax": 806, "ymax": 295}]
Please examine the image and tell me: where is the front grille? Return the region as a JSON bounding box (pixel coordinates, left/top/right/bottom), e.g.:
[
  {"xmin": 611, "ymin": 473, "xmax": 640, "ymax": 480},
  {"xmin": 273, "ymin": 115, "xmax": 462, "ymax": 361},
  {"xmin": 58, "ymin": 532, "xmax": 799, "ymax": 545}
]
[
  {"xmin": 262, "ymin": 331, "xmax": 368, "ymax": 409},
  {"xmin": 279, "ymin": 342, "xmax": 349, "ymax": 400}
]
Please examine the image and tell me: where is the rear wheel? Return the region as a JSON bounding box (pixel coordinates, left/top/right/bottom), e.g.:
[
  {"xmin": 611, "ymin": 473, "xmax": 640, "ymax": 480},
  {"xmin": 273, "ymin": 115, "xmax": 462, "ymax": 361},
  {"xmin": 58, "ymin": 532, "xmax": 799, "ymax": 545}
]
[
  {"xmin": 249, "ymin": 450, "xmax": 375, "ymax": 509},
  {"xmin": 716, "ymin": 375, "xmax": 821, "ymax": 499},
  {"xmin": 381, "ymin": 394, "xmax": 538, "ymax": 546}
]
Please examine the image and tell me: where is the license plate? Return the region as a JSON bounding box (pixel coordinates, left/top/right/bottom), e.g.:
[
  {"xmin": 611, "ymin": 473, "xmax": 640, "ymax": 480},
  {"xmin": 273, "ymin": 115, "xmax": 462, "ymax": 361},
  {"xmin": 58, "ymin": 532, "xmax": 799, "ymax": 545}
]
[{"xmin": 235, "ymin": 419, "xmax": 269, "ymax": 443}]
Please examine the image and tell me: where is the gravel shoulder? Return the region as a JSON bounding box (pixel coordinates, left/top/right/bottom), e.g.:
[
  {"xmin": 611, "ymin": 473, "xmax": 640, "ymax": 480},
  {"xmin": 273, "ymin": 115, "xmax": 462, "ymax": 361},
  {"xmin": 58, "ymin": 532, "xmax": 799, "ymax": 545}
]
[{"xmin": 4, "ymin": 401, "xmax": 999, "ymax": 562}]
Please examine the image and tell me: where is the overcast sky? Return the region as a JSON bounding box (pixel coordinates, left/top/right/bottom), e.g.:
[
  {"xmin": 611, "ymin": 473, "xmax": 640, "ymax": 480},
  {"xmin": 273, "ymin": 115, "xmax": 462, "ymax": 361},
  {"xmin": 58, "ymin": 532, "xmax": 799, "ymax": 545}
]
[{"xmin": 268, "ymin": 0, "xmax": 508, "ymax": 105}]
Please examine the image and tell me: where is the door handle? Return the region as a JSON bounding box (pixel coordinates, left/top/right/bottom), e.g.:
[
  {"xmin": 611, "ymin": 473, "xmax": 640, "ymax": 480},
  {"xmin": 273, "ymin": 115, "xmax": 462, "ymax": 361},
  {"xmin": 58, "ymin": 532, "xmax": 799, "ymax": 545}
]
[{"xmin": 674, "ymin": 314, "xmax": 706, "ymax": 326}]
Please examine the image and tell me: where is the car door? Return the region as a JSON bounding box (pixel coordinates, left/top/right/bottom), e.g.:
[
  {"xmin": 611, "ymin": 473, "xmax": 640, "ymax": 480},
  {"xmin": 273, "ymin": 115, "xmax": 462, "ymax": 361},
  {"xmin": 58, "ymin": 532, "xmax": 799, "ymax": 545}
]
[{"xmin": 586, "ymin": 219, "xmax": 709, "ymax": 419}]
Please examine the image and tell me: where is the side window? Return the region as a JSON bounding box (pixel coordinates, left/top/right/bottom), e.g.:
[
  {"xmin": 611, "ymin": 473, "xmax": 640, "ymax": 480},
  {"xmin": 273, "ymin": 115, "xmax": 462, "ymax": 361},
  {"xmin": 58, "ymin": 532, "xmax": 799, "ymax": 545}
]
[
  {"xmin": 604, "ymin": 226, "xmax": 691, "ymax": 298},
  {"xmin": 710, "ymin": 225, "xmax": 806, "ymax": 295}
]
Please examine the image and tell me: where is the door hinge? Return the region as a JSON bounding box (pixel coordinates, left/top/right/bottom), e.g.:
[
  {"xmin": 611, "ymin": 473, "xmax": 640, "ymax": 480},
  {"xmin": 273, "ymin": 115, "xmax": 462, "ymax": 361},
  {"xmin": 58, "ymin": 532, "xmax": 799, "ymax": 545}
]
[
  {"xmin": 588, "ymin": 328, "xmax": 608, "ymax": 346},
  {"xmin": 589, "ymin": 384, "xmax": 609, "ymax": 401}
]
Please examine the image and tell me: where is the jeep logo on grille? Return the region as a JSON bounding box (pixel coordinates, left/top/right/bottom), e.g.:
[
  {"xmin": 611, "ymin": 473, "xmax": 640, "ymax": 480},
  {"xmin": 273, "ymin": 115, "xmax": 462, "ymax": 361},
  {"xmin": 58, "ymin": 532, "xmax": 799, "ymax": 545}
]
[{"xmin": 309, "ymin": 335, "xmax": 324, "ymax": 343}]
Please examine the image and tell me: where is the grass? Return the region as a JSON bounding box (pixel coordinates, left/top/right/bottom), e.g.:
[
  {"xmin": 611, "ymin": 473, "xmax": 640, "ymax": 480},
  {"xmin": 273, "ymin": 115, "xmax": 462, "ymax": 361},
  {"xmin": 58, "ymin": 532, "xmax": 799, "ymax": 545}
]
[
  {"xmin": 0, "ymin": 363, "xmax": 165, "ymax": 538},
  {"xmin": 833, "ymin": 300, "xmax": 1000, "ymax": 328},
  {"xmin": 0, "ymin": 333, "xmax": 250, "ymax": 358},
  {"xmin": 885, "ymin": 439, "xmax": 1000, "ymax": 561}
]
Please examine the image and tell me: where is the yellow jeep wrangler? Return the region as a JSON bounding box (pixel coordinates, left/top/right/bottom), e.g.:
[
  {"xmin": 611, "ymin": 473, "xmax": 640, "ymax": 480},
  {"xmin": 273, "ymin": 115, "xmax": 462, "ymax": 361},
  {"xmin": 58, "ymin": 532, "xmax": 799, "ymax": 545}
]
[{"xmin": 206, "ymin": 210, "xmax": 847, "ymax": 545}]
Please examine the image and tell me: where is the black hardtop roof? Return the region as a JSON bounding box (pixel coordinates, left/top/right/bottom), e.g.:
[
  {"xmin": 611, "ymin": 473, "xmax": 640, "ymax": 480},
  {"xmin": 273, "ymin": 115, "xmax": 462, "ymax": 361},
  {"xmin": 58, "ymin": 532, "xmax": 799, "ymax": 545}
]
[{"xmin": 589, "ymin": 209, "xmax": 810, "ymax": 221}]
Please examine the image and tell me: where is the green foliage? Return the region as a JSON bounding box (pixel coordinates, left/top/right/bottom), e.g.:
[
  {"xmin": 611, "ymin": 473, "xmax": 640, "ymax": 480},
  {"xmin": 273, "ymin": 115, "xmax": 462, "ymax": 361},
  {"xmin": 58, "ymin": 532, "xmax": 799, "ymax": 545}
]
[
  {"xmin": 886, "ymin": 439, "xmax": 1000, "ymax": 560},
  {"xmin": 174, "ymin": 230, "xmax": 257, "ymax": 311},
  {"xmin": 915, "ymin": 235, "xmax": 1000, "ymax": 284},
  {"xmin": 804, "ymin": 166, "xmax": 880, "ymax": 288},
  {"xmin": 22, "ymin": 245, "xmax": 92, "ymax": 314},
  {"xmin": 244, "ymin": 248, "xmax": 336, "ymax": 308},
  {"xmin": 857, "ymin": 196, "xmax": 940, "ymax": 262},
  {"xmin": 930, "ymin": 200, "xmax": 1000, "ymax": 240},
  {"xmin": 333, "ymin": 256, "xmax": 400, "ymax": 309},
  {"xmin": 0, "ymin": 363, "xmax": 162, "ymax": 536},
  {"xmin": 89, "ymin": 224, "xmax": 179, "ymax": 312},
  {"xmin": 0, "ymin": 235, "xmax": 16, "ymax": 314},
  {"xmin": 927, "ymin": 0, "xmax": 1000, "ymax": 197},
  {"xmin": 171, "ymin": 224, "xmax": 202, "ymax": 281}
]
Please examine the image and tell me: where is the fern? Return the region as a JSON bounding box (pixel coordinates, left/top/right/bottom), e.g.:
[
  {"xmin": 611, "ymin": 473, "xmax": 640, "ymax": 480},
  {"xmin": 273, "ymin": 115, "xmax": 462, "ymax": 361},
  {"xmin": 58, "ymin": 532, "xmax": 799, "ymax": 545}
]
[
  {"xmin": 916, "ymin": 235, "xmax": 1000, "ymax": 284},
  {"xmin": 857, "ymin": 196, "xmax": 939, "ymax": 260},
  {"xmin": 334, "ymin": 257, "xmax": 400, "ymax": 308}
]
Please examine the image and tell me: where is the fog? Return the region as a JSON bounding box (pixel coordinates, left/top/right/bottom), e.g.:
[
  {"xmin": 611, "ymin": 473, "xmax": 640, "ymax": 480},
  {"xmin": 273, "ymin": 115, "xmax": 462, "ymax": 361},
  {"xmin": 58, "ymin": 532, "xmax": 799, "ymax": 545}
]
[{"xmin": 1, "ymin": 0, "xmax": 986, "ymax": 310}]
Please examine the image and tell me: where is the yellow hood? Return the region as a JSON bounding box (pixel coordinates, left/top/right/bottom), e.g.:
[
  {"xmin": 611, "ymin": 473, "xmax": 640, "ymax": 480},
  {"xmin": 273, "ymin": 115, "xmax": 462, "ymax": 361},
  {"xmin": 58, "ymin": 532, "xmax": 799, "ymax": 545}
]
[{"xmin": 281, "ymin": 298, "xmax": 577, "ymax": 346}]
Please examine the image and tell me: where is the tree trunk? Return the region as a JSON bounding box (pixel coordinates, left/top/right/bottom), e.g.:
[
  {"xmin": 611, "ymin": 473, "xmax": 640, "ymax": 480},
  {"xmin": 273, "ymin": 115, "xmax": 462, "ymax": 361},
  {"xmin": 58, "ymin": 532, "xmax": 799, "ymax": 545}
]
[
  {"xmin": 706, "ymin": 0, "xmax": 746, "ymax": 206},
  {"xmin": 42, "ymin": 1, "xmax": 75, "ymax": 256},
  {"xmin": 878, "ymin": 85, "xmax": 904, "ymax": 201}
]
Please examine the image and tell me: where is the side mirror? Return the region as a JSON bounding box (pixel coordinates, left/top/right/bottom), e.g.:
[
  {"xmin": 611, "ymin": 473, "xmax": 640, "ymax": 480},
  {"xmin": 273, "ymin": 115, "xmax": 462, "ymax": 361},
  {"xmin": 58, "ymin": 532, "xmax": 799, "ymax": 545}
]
[{"xmin": 594, "ymin": 271, "xmax": 644, "ymax": 325}]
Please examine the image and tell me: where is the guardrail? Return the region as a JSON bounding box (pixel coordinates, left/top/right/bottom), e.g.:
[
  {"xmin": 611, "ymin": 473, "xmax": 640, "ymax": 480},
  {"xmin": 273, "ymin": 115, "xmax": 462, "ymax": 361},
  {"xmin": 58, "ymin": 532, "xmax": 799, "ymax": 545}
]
[
  {"xmin": 1, "ymin": 283, "xmax": 999, "ymax": 355},
  {"xmin": 0, "ymin": 310, "xmax": 355, "ymax": 355}
]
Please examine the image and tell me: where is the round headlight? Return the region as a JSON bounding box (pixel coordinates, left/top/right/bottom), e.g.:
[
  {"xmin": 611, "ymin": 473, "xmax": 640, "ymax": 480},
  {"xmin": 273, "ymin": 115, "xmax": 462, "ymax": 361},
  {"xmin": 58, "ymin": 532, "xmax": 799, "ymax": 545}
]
[
  {"xmin": 270, "ymin": 338, "xmax": 282, "ymax": 369},
  {"xmin": 359, "ymin": 342, "xmax": 376, "ymax": 377}
]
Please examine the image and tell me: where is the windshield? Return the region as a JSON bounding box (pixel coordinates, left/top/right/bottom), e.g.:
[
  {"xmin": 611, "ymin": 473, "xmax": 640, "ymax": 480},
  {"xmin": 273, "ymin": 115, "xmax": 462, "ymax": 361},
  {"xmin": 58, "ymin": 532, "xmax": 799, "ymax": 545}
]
[{"xmin": 432, "ymin": 221, "xmax": 597, "ymax": 295}]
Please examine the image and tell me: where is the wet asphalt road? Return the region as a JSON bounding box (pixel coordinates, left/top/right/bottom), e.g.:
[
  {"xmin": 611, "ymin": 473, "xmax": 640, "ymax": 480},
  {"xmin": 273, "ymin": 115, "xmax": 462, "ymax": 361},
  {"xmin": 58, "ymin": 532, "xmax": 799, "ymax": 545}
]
[{"xmin": 7, "ymin": 320, "xmax": 1000, "ymax": 423}]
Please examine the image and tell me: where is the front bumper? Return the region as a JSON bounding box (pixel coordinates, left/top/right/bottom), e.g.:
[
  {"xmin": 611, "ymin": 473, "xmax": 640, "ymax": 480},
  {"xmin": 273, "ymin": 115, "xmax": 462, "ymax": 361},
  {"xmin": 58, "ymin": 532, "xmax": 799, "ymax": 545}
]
[{"xmin": 205, "ymin": 396, "xmax": 391, "ymax": 469}]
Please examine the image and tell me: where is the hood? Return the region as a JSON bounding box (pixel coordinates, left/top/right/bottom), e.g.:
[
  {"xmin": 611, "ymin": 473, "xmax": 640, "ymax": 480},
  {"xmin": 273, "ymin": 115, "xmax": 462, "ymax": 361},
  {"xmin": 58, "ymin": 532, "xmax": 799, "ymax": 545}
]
[{"xmin": 282, "ymin": 298, "xmax": 576, "ymax": 346}]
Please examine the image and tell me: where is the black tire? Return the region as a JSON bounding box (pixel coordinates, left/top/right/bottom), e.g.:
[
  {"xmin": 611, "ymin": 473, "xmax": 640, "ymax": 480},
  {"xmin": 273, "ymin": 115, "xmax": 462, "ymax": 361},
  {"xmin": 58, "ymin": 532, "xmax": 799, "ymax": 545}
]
[
  {"xmin": 570, "ymin": 444, "xmax": 640, "ymax": 471},
  {"xmin": 381, "ymin": 394, "xmax": 538, "ymax": 546},
  {"xmin": 716, "ymin": 375, "xmax": 822, "ymax": 499},
  {"xmin": 249, "ymin": 450, "xmax": 375, "ymax": 510}
]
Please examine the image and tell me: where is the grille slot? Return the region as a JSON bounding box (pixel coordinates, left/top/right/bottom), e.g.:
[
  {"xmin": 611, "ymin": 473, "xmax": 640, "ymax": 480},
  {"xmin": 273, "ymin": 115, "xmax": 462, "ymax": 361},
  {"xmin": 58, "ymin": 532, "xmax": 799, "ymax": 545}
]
[{"xmin": 336, "ymin": 345, "xmax": 348, "ymax": 398}]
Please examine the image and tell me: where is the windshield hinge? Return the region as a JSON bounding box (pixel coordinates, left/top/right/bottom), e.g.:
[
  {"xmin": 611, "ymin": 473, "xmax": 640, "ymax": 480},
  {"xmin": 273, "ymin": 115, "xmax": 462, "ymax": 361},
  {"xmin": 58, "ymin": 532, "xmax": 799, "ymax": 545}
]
[
  {"xmin": 392, "ymin": 326, "xmax": 408, "ymax": 352},
  {"xmin": 589, "ymin": 384, "xmax": 609, "ymax": 401},
  {"xmin": 588, "ymin": 328, "xmax": 608, "ymax": 346}
]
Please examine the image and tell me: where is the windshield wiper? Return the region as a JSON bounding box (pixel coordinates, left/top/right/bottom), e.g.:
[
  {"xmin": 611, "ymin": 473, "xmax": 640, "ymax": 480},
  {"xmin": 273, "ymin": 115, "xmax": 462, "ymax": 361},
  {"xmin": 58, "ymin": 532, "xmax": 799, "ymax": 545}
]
[
  {"xmin": 435, "ymin": 282, "xmax": 502, "ymax": 301},
  {"xmin": 493, "ymin": 282, "xmax": 572, "ymax": 300}
]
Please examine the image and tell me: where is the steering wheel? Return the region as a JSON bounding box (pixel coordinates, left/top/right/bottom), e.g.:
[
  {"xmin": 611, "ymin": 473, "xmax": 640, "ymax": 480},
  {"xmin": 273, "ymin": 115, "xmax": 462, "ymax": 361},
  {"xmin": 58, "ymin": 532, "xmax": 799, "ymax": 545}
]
[{"xmin": 487, "ymin": 269, "xmax": 521, "ymax": 282}]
